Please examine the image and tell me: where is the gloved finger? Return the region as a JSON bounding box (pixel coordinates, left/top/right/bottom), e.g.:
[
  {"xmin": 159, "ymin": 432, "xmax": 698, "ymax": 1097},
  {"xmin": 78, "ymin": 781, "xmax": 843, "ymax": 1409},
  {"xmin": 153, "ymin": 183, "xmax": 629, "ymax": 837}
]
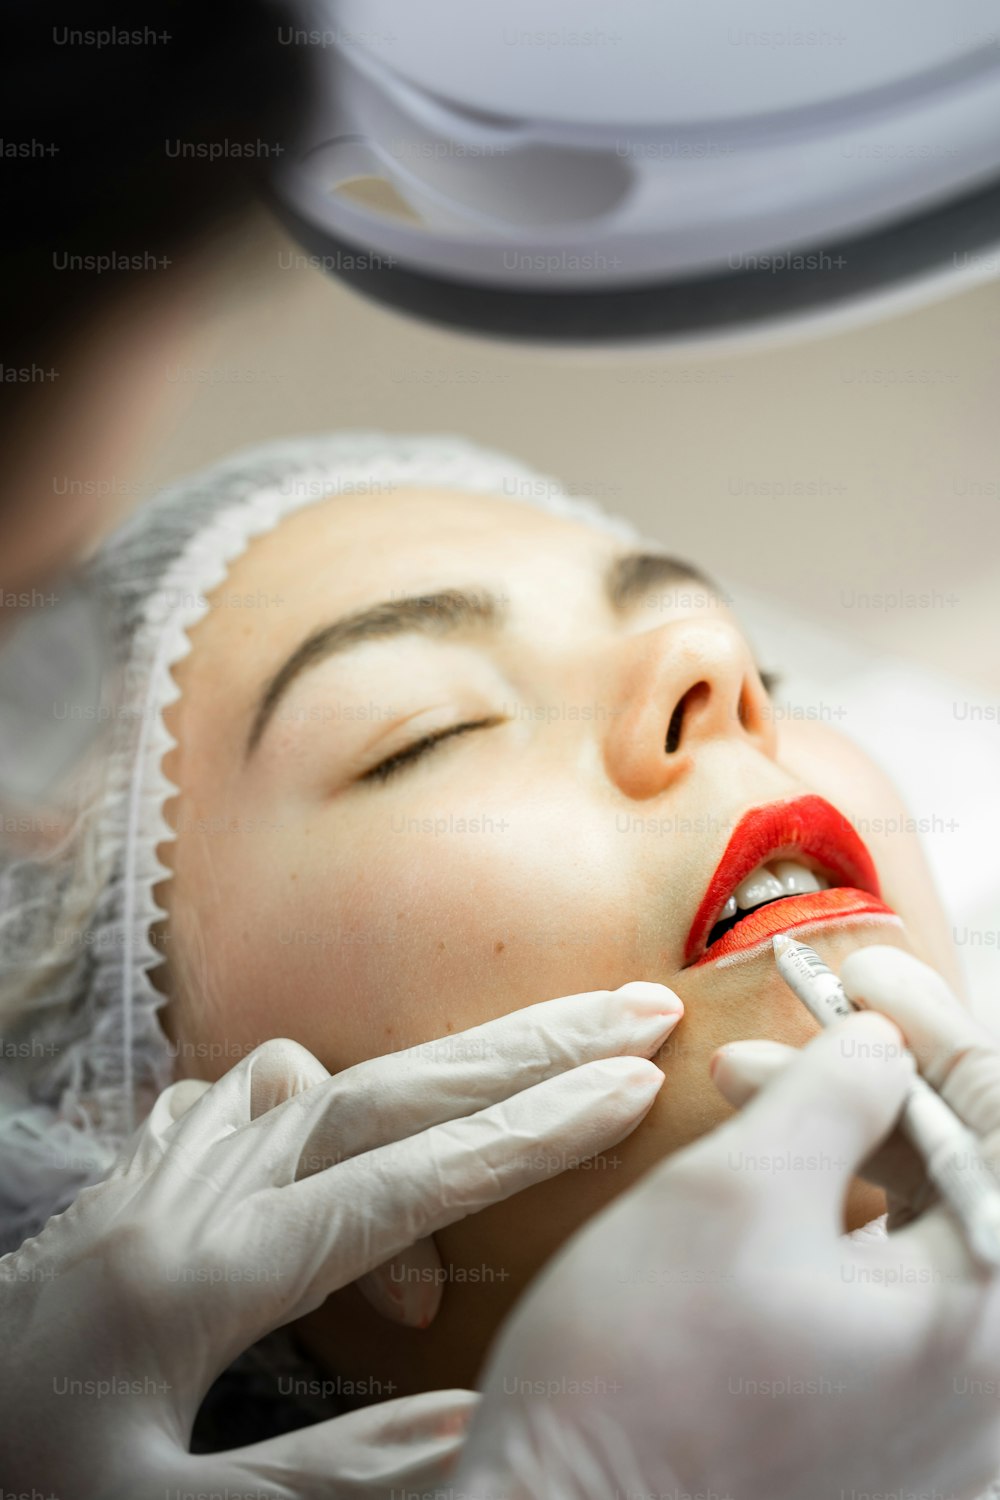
[
  {"xmin": 211, "ymin": 1387, "xmax": 478, "ymax": 1500},
  {"xmin": 165, "ymin": 1037, "xmax": 332, "ymax": 1156},
  {"xmin": 890, "ymin": 1192, "xmax": 1000, "ymax": 1289},
  {"xmin": 839, "ymin": 1200, "xmax": 964, "ymax": 1283},
  {"xmin": 841, "ymin": 946, "xmax": 1000, "ymax": 1137},
  {"xmin": 840, "ymin": 947, "xmax": 973, "ymax": 1082},
  {"xmin": 711, "ymin": 1036, "xmax": 929, "ymax": 1209},
  {"xmin": 705, "ymin": 1011, "xmax": 915, "ymax": 1237},
  {"xmin": 296, "ymin": 988, "xmax": 677, "ymax": 1331},
  {"xmin": 710, "ymin": 1038, "xmax": 797, "ymax": 1107},
  {"xmin": 237, "ymin": 983, "xmax": 682, "ymax": 1179},
  {"xmin": 356, "ymin": 1236, "xmax": 445, "ymax": 1329},
  {"xmin": 247, "ymin": 1038, "xmax": 331, "ymax": 1113},
  {"xmin": 248, "ymin": 1055, "xmax": 664, "ymax": 1328},
  {"xmin": 116, "ymin": 1077, "xmax": 214, "ymax": 1174},
  {"xmin": 880, "ymin": 1196, "xmax": 985, "ymax": 1282}
]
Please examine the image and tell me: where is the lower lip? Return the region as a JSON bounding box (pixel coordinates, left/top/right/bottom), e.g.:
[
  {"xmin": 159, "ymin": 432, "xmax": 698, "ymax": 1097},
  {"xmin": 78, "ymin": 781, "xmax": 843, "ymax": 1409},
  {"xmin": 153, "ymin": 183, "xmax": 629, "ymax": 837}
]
[{"xmin": 689, "ymin": 887, "xmax": 899, "ymax": 969}]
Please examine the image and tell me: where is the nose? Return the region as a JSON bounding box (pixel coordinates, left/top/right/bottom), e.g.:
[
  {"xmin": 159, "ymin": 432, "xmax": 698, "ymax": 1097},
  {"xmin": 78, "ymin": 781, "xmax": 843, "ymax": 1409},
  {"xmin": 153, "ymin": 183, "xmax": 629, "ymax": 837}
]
[{"xmin": 603, "ymin": 619, "xmax": 777, "ymax": 799}]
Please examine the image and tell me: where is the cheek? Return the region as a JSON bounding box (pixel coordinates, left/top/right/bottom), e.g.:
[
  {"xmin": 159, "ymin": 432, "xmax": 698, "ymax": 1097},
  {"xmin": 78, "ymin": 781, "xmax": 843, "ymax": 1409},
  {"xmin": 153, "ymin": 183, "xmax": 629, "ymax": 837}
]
[
  {"xmin": 198, "ymin": 791, "xmax": 645, "ymax": 1072},
  {"xmin": 318, "ymin": 808, "xmax": 643, "ymax": 1059}
]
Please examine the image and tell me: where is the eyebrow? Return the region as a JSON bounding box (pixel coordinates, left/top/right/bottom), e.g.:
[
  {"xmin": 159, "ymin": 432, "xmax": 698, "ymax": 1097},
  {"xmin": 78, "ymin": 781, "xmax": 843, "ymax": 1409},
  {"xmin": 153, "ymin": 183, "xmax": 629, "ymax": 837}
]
[{"xmin": 245, "ymin": 550, "xmax": 710, "ymax": 756}]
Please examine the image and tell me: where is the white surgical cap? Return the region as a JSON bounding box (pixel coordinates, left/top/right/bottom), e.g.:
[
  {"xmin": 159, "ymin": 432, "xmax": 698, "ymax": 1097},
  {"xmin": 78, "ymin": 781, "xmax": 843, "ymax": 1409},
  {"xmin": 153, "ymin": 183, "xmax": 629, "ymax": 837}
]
[{"xmin": 0, "ymin": 432, "xmax": 638, "ymax": 1251}]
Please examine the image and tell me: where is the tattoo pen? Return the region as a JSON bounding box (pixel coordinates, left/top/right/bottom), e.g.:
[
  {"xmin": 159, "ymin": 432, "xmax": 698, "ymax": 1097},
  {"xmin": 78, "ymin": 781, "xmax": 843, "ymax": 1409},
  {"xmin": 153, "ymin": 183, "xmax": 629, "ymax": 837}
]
[{"xmin": 772, "ymin": 933, "xmax": 1000, "ymax": 1269}]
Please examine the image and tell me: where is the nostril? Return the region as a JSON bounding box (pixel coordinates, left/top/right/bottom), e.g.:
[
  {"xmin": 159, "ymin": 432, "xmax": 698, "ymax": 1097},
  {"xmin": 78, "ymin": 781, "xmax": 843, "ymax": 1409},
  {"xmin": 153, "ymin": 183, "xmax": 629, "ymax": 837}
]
[
  {"xmin": 665, "ymin": 682, "xmax": 709, "ymax": 754},
  {"xmin": 664, "ymin": 701, "xmax": 684, "ymax": 755}
]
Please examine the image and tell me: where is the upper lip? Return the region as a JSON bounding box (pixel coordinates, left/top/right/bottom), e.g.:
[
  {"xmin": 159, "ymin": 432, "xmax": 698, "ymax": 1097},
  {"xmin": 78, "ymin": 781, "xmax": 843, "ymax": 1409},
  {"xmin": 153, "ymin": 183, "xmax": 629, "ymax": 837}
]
[{"xmin": 683, "ymin": 794, "xmax": 882, "ymax": 966}]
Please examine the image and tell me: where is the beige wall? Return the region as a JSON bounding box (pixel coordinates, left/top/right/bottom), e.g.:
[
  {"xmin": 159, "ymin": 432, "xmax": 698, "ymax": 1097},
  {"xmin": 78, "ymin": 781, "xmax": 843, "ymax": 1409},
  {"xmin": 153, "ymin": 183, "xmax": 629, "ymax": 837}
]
[{"xmin": 136, "ymin": 213, "xmax": 1000, "ymax": 692}]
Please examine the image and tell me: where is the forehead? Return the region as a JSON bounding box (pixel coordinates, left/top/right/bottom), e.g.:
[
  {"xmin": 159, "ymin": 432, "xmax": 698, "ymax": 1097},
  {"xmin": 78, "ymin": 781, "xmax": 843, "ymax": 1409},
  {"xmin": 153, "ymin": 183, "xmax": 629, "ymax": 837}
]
[
  {"xmin": 210, "ymin": 485, "xmax": 622, "ymax": 619},
  {"xmin": 174, "ymin": 485, "xmax": 624, "ymax": 699}
]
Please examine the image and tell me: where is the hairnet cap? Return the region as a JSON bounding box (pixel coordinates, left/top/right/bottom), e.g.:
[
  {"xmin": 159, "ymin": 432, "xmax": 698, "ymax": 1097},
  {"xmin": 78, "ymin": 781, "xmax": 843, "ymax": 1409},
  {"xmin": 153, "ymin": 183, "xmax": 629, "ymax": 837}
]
[{"xmin": 0, "ymin": 432, "xmax": 637, "ymax": 1250}]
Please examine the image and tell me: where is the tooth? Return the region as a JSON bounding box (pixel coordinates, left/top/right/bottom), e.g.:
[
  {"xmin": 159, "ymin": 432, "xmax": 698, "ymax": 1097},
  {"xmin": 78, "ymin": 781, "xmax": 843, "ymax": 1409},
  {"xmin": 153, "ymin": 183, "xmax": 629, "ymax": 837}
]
[
  {"xmin": 771, "ymin": 860, "xmax": 823, "ymax": 896},
  {"xmin": 719, "ymin": 895, "xmax": 738, "ymax": 921},
  {"xmin": 733, "ymin": 868, "xmax": 785, "ymax": 911}
]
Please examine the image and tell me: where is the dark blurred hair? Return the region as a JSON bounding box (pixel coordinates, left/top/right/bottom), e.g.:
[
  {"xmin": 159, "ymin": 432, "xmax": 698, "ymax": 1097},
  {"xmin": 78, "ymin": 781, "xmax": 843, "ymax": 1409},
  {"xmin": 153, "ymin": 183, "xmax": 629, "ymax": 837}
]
[{"xmin": 0, "ymin": 1, "xmax": 311, "ymax": 427}]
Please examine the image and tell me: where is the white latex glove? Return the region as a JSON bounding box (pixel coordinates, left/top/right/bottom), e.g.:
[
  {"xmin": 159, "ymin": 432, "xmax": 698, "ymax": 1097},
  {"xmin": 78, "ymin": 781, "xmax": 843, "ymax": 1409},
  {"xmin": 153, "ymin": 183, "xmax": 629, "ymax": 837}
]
[
  {"xmin": 457, "ymin": 1007, "xmax": 1000, "ymax": 1500},
  {"xmin": 715, "ymin": 945, "xmax": 1000, "ymax": 1262},
  {"xmin": 0, "ymin": 982, "xmax": 681, "ymax": 1499}
]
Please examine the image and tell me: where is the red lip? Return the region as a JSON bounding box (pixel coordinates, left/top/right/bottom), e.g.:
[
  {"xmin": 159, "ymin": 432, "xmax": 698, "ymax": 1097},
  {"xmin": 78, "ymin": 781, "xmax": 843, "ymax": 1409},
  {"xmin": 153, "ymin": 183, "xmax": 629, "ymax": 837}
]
[{"xmin": 684, "ymin": 794, "xmax": 893, "ymax": 968}]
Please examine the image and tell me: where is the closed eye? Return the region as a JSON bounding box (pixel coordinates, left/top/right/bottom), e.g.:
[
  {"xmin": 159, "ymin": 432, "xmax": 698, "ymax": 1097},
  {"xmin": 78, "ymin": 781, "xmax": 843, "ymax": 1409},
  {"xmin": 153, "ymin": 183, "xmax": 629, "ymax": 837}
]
[{"xmin": 361, "ymin": 716, "xmax": 504, "ymax": 785}]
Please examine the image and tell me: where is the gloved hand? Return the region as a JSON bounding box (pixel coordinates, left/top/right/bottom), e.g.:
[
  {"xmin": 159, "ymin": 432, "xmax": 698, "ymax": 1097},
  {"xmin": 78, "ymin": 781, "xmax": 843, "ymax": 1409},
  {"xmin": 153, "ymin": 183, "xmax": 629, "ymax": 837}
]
[
  {"xmin": 0, "ymin": 981, "xmax": 681, "ymax": 1500},
  {"xmin": 456, "ymin": 1006, "xmax": 1000, "ymax": 1500},
  {"xmin": 715, "ymin": 945, "xmax": 1000, "ymax": 1262}
]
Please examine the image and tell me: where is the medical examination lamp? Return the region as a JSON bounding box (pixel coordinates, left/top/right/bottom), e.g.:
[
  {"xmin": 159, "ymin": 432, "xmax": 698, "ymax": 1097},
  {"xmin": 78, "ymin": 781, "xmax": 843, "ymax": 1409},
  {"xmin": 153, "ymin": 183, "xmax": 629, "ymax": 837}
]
[{"xmin": 272, "ymin": 0, "xmax": 1000, "ymax": 348}]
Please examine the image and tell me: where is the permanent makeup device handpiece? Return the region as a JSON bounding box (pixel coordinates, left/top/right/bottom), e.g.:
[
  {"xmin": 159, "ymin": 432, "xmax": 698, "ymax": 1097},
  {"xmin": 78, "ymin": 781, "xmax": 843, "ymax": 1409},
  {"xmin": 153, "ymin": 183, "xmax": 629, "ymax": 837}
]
[{"xmin": 772, "ymin": 934, "xmax": 1000, "ymax": 1269}]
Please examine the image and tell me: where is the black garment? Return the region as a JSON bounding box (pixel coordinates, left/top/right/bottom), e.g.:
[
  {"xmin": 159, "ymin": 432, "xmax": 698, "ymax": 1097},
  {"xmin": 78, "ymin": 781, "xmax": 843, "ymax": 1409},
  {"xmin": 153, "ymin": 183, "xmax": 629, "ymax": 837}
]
[{"xmin": 191, "ymin": 1328, "xmax": 347, "ymax": 1453}]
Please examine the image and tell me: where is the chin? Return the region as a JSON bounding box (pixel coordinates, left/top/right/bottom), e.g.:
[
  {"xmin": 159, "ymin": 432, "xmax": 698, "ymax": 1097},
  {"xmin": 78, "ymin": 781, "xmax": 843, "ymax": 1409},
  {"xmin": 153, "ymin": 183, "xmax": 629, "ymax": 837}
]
[{"xmin": 630, "ymin": 916, "xmax": 918, "ymax": 1239}]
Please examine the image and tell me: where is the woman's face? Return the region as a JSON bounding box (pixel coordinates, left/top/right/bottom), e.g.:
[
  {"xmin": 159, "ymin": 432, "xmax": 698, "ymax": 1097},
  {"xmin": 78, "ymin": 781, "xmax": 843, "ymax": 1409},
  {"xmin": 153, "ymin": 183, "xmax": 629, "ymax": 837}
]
[{"xmin": 158, "ymin": 485, "xmax": 961, "ymax": 1392}]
